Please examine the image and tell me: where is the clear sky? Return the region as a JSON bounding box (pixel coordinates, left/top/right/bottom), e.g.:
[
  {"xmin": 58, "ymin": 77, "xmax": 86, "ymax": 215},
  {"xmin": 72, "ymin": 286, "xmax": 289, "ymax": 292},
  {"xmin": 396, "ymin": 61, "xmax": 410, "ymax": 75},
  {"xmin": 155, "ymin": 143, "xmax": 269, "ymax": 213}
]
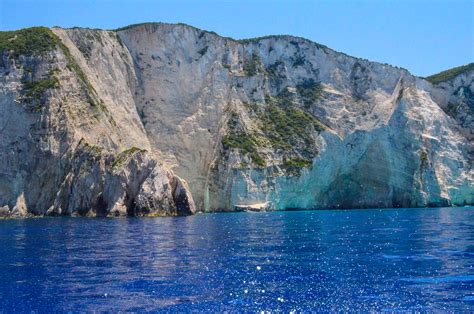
[{"xmin": 0, "ymin": 0, "xmax": 472, "ymax": 77}]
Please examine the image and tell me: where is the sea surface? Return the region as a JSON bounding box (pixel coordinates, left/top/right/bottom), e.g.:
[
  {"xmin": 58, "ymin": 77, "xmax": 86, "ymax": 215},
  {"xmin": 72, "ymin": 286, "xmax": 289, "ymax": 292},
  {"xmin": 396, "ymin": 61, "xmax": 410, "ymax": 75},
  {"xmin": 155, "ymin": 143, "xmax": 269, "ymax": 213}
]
[{"xmin": 0, "ymin": 207, "xmax": 473, "ymax": 311}]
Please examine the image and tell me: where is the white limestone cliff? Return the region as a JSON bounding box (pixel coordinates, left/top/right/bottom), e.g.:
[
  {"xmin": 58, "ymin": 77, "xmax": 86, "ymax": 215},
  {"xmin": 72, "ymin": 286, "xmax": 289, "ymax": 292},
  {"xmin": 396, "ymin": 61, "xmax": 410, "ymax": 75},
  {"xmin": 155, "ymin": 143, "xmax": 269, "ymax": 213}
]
[
  {"xmin": 0, "ymin": 23, "xmax": 471, "ymax": 216},
  {"xmin": 0, "ymin": 26, "xmax": 195, "ymax": 217}
]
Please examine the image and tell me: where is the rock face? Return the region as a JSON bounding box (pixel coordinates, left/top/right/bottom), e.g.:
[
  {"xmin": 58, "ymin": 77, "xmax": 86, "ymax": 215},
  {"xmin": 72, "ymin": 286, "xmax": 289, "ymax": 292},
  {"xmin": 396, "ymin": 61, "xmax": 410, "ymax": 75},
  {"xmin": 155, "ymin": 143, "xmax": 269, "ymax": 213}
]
[
  {"xmin": 427, "ymin": 63, "xmax": 474, "ymax": 142},
  {"xmin": 0, "ymin": 27, "xmax": 195, "ymax": 217},
  {"xmin": 0, "ymin": 23, "xmax": 472, "ymax": 216}
]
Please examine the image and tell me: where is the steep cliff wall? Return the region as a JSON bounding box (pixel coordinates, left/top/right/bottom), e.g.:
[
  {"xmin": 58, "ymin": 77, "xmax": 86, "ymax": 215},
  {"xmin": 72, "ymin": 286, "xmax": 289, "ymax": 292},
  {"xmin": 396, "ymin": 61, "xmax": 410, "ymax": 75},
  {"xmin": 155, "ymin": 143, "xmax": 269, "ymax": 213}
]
[
  {"xmin": 0, "ymin": 23, "xmax": 472, "ymax": 216},
  {"xmin": 115, "ymin": 23, "xmax": 473, "ymax": 210},
  {"xmin": 0, "ymin": 27, "xmax": 195, "ymax": 217},
  {"xmin": 427, "ymin": 63, "xmax": 474, "ymax": 142}
]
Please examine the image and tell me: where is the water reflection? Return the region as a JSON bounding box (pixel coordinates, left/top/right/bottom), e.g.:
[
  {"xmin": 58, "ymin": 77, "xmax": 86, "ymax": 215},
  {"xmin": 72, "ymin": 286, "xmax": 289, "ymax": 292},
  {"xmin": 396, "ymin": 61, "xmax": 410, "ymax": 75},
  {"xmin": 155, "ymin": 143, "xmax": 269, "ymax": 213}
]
[{"xmin": 0, "ymin": 207, "xmax": 472, "ymax": 311}]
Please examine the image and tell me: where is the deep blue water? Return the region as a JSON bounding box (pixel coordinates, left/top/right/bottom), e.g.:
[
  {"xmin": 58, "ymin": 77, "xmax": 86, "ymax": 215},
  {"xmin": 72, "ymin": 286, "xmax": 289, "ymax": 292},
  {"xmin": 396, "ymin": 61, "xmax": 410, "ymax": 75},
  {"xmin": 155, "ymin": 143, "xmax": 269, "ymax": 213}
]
[{"xmin": 0, "ymin": 207, "xmax": 473, "ymax": 312}]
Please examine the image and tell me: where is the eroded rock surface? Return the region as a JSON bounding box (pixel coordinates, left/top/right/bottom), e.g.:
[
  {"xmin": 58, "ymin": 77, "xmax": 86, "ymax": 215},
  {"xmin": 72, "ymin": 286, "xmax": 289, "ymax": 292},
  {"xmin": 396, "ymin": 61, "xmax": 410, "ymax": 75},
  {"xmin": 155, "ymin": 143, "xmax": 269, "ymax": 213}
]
[
  {"xmin": 0, "ymin": 27, "xmax": 195, "ymax": 217},
  {"xmin": 0, "ymin": 24, "xmax": 472, "ymax": 216}
]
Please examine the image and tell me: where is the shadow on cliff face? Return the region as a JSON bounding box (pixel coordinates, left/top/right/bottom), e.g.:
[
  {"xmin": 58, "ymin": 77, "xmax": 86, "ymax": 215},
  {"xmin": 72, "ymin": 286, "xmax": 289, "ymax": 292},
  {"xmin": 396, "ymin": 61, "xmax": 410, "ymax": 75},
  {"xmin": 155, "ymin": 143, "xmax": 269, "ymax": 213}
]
[{"xmin": 319, "ymin": 139, "xmax": 430, "ymax": 209}]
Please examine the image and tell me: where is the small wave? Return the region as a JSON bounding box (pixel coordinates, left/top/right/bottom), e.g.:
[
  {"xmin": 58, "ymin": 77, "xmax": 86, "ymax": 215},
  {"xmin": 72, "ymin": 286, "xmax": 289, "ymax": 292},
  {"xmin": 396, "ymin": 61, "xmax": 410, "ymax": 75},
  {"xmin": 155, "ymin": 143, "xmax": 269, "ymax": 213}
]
[
  {"xmin": 382, "ymin": 254, "xmax": 437, "ymax": 260},
  {"xmin": 358, "ymin": 295, "xmax": 382, "ymax": 300},
  {"xmin": 401, "ymin": 275, "xmax": 474, "ymax": 284}
]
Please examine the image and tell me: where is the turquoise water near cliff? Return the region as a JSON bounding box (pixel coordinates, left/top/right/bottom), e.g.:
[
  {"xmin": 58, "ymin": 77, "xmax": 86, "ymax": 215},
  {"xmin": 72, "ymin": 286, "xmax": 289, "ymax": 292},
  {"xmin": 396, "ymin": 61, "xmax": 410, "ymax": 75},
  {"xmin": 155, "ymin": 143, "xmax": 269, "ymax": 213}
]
[{"xmin": 0, "ymin": 207, "xmax": 473, "ymax": 311}]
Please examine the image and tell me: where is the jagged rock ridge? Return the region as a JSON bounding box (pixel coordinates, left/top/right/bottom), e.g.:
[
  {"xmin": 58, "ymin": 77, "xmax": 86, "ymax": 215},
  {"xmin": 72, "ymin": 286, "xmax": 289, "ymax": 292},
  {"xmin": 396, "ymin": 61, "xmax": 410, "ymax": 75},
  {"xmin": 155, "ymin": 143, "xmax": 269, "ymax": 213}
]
[{"xmin": 0, "ymin": 23, "xmax": 472, "ymax": 216}]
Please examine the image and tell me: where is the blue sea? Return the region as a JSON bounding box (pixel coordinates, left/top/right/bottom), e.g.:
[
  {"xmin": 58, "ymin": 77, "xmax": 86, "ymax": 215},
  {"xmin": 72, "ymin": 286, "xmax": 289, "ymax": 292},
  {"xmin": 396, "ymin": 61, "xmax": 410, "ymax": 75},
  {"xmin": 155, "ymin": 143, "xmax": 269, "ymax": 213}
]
[{"xmin": 0, "ymin": 207, "xmax": 473, "ymax": 311}]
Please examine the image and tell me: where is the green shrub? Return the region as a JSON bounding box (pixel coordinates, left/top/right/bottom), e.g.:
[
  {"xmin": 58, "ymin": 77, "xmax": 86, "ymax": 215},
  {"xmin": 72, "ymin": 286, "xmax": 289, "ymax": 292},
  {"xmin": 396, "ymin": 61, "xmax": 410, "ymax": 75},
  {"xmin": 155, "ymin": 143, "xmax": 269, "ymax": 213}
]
[
  {"xmin": 263, "ymin": 91, "xmax": 326, "ymax": 142},
  {"xmin": 250, "ymin": 152, "xmax": 266, "ymax": 167},
  {"xmin": 111, "ymin": 147, "xmax": 146, "ymax": 169},
  {"xmin": 222, "ymin": 131, "xmax": 257, "ymax": 152},
  {"xmin": 257, "ymin": 103, "xmax": 325, "ymax": 151},
  {"xmin": 267, "ymin": 87, "xmax": 294, "ymax": 108},
  {"xmin": 283, "ymin": 157, "xmax": 312, "ymax": 168},
  {"xmin": 222, "ymin": 112, "xmax": 267, "ymax": 167},
  {"xmin": 222, "ymin": 131, "xmax": 267, "ymax": 167},
  {"xmin": 265, "ymin": 61, "xmax": 285, "ymax": 79},
  {"xmin": 296, "ymin": 79, "xmax": 324, "ymax": 108},
  {"xmin": 282, "ymin": 157, "xmax": 313, "ymax": 175},
  {"xmin": 243, "ymin": 52, "xmax": 260, "ymax": 76},
  {"xmin": 0, "ymin": 27, "xmax": 59, "ymax": 58},
  {"xmin": 23, "ymin": 76, "xmax": 59, "ymax": 99},
  {"xmin": 223, "ymin": 91, "xmax": 327, "ymax": 170},
  {"xmin": 237, "ymin": 35, "xmax": 329, "ymax": 52},
  {"xmin": 0, "ymin": 27, "xmax": 99, "ymax": 107},
  {"xmin": 426, "ymin": 63, "xmax": 474, "ymax": 84},
  {"xmin": 420, "ymin": 150, "xmax": 428, "ymax": 164}
]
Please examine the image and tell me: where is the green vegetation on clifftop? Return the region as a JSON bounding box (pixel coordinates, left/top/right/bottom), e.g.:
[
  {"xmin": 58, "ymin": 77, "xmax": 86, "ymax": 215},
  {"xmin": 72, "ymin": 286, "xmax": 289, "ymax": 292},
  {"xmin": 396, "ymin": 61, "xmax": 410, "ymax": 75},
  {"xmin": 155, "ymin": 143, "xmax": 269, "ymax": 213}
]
[
  {"xmin": 0, "ymin": 27, "xmax": 99, "ymax": 108},
  {"xmin": 426, "ymin": 63, "xmax": 474, "ymax": 84},
  {"xmin": 0, "ymin": 27, "xmax": 59, "ymax": 58}
]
